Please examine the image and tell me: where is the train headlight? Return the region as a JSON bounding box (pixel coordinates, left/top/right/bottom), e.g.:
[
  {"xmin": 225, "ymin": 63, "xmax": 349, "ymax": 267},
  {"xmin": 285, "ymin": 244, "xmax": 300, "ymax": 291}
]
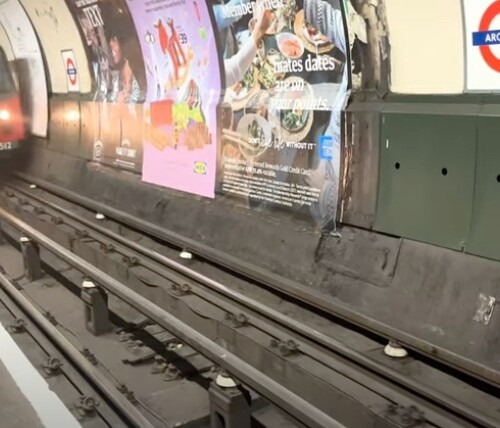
[{"xmin": 0, "ymin": 109, "xmax": 10, "ymax": 121}]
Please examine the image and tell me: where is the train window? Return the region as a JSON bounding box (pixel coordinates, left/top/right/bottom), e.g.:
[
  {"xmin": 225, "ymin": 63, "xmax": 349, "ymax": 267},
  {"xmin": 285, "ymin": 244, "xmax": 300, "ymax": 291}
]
[{"xmin": 0, "ymin": 47, "xmax": 15, "ymax": 93}]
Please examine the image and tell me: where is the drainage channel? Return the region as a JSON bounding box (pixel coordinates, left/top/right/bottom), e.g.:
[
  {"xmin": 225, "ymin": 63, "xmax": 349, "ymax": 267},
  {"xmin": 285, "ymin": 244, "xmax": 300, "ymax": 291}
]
[{"xmin": 1, "ymin": 185, "xmax": 499, "ymax": 427}]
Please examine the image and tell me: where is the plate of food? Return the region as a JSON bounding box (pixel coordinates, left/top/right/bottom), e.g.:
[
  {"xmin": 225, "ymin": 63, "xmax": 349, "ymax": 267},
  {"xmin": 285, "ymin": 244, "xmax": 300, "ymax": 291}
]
[
  {"xmin": 225, "ymin": 64, "xmax": 260, "ymax": 110},
  {"xmin": 254, "ymin": 0, "xmax": 297, "ymax": 35},
  {"xmin": 293, "ymin": 10, "xmax": 334, "ymax": 54},
  {"xmin": 222, "ymin": 114, "xmax": 272, "ymax": 160},
  {"xmin": 276, "ymin": 32, "xmax": 304, "ymax": 59},
  {"xmin": 269, "ymin": 76, "xmax": 314, "ymax": 141},
  {"xmin": 281, "ymin": 109, "xmax": 308, "ymax": 132},
  {"xmin": 302, "ymin": 21, "xmax": 329, "ymax": 45},
  {"xmin": 258, "ymin": 50, "xmax": 286, "ymax": 90}
]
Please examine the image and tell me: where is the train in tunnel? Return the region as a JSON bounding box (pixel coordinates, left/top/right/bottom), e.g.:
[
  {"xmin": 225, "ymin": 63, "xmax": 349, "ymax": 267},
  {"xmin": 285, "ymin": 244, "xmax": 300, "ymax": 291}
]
[
  {"xmin": 0, "ymin": 45, "xmax": 25, "ymax": 156},
  {"xmin": 1, "ymin": 0, "xmax": 500, "ymax": 395}
]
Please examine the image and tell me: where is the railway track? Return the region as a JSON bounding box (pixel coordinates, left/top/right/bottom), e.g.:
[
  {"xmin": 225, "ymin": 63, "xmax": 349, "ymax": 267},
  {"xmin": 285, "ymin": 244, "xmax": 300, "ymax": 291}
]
[
  {"xmin": 0, "ymin": 266, "xmax": 155, "ymax": 428},
  {"xmin": 14, "ymin": 172, "xmax": 500, "ymax": 389},
  {"xmin": 1, "ymin": 179, "xmax": 499, "ymax": 427}
]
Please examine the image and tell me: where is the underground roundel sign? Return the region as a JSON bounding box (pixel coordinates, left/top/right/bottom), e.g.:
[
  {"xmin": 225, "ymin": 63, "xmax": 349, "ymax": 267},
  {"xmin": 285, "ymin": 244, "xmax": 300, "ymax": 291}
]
[
  {"xmin": 472, "ymin": 0, "xmax": 500, "ymax": 71},
  {"xmin": 61, "ymin": 50, "xmax": 79, "ymax": 92},
  {"xmin": 464, "ymin": 0, "xmax": 500, "ymax": 90}
]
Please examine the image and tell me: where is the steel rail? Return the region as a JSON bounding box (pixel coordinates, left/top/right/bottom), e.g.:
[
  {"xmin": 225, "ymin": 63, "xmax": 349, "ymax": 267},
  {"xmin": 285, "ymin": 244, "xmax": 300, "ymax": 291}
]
[
  {"xmin": 6, "ymin": 183, "xmax": 500, "ymax": 428},
  {"xmin": 0, "ymin": 271, "xmax": 156, "ymax": 428},
  {"xmin": 0, "ymin": 206, "xmax": 345, "ymax": 428},
  {"xmin": 16, "ymin": 172, "xmax": 500, "ymax": 388},
  {"xmin": 0, "ymin": 285, "xmax": 129, "ymax": 428}
]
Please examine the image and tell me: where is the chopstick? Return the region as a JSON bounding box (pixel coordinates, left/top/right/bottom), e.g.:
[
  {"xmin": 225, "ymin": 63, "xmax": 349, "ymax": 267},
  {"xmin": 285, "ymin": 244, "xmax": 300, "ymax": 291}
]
[{"xmin": 222, "ymin": 128, "xmax": 245, "ymax": 138}]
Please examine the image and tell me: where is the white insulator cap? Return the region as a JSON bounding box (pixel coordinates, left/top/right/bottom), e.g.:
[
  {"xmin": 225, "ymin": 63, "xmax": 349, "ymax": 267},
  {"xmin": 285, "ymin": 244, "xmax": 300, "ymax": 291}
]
[
  {"xmin": 216, "ymin": 372, "xmax": 237, "ymax": 388},
  {"xmin": 179, "ymin": 250, "xmax": 193, "ymax": 260},
  {"xmin": 384, "ymin": 341, "xmax": 408, "ymax": 358},
  {"xmin": 29, "ymin": 184, "xmax": 37, "ymax": 189},
  {"xmin": 82, "ymin": 279, "xmax": 96, "ymax": 289},
  {"xmin": 19, "ymin": 236, "xmax": 31, "ymax": 243},
  {"xmin": 95, "ymin": 213, "xmax": 105, "ymax": 220}
]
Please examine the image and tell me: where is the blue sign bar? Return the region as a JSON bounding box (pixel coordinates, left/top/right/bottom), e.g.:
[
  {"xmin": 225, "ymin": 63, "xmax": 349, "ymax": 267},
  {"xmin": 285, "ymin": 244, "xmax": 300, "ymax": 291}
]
[
  {"xmin": 472, "ymin": 30, "xmax": 500, "ymax": 46},
  {"xmin": 319, "ymin": 136, "xmax": 334, "ymax": 161}
]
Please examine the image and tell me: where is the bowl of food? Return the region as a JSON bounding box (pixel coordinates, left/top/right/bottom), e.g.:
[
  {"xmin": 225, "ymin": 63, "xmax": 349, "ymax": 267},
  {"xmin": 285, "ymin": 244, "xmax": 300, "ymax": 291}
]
[
  {"xmin": 268, "ymin": 77, "xmax": 314, "ymax": 141},
  {"xmin": 228, "ymin": 64, "xmax": 257, "ymax": 101},
  {"xmin": 276, "ymin": 32, "xmax": 304, "ymax": 59},
  {"xmin": 234, "ymin": 113, "xmax": 272, "ymax": 160},
  {"xmin": 302, "ymin": 21, "xmax": 329, "ymax": 46},
  {"xmin": 293, "ymin": 10, "xmax": 333, "ymax": 54},
  {"xmin": 258, "ymin": 50, "xmax": 286, "ymax": 89}
]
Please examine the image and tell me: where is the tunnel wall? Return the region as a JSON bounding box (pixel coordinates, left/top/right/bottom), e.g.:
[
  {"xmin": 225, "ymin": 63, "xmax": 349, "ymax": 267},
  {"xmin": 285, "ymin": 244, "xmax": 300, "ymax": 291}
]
[
  {"xmin": 0, "ymin": 23, "xmax": 14, "ymax": 61},
  {"xmin": 20, "ymin": 0, "xmax": 92, "ymax": 94},
  {"xmin": 2, "ymin": 0, "xmax": 500, "ymax": 288},
  {"xmin": 3, "ymin": 0, "xmax": 500, "ymax": 382},
  {"xmin": 386, "ymin": 0, "xmax": 465, "ymax": 94}
]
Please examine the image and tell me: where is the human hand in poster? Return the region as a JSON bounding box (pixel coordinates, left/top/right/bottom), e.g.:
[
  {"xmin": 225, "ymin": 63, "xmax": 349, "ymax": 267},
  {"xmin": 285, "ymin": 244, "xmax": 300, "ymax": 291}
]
[
  {"xmin": 303, "ymin": 0, "xmax": 346, "ymax": 54},
  {"xmin": 224, "ymin": 7, "xmax": 274, "ymax": 87},
  {"xmin": 252, "ymin": 7, "xmax": 274, "ymax": 46}
]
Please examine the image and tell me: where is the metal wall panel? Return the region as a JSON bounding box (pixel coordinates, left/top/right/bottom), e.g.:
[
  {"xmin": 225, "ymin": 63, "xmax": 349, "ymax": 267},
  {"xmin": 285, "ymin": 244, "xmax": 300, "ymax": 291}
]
[
  {"xmin": 468, "ymin": 106, "xmax": 500, "ymax": 260},
  {"xmin": 375, "ymin": 112, "xmax": 477, "ymax": 250}
]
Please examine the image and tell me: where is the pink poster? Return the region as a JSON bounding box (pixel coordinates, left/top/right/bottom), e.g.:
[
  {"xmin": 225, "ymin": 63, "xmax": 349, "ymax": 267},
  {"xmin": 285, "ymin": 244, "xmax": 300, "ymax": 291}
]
[{"xmin": 129, "ymin": 0, "xmax": 221, "ymax": 198}]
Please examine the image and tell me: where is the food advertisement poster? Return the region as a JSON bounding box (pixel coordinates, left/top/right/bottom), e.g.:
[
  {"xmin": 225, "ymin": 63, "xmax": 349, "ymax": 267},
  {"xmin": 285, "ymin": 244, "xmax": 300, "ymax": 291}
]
[
  {"xmin": 463, "ymin": 0, "xmax": 500, "ymax": 91},
  {"xmin": 128, "ymin": 0, "xmax": 222, "ymax": 198},
  {"xmin": 212, "ymin": 0, "xmax": 350, "ymax": 233},
  {"xmin": 65, "ymin": 0, "xmax": 147, "ymax": 171},
  {"xmin": 0, "ymin": 0, "xmax": 49, "ymax": 137}
]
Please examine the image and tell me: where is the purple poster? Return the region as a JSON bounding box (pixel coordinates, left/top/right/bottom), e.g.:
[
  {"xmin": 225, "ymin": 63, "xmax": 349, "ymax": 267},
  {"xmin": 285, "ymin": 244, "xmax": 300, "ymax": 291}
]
[{"xmin": 127, "ymin": 0, "xmax": 222, "ymax": 198}]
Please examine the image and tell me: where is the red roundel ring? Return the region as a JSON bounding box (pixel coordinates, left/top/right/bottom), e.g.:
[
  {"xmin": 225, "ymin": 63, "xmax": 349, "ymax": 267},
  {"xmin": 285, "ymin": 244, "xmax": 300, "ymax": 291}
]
[
  {"xmin": 480, "ymin": 0, "xmax": 500, "ymax": 72},
  {"xmin": 66, "ymin": 58, "xmax": 77, "ymax": 85}
]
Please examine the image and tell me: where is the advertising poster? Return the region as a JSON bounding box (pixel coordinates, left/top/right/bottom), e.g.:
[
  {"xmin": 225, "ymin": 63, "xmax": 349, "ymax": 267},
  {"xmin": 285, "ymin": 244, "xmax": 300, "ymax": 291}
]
[
  {"xmin": 212, "ymin": 0, "xmax": 350, "ymax": 233},
  {"xmin": 463, "ymin": 0, "xmax": 500, "ymax": 91},
  {"xmin": 65, "ymin": 0, "xmax": 147, "ymax": 170},
  {"xmin": 0, "ymin": 0, "xmax": 48, "ymax": 137},
  {"xmin": 128, "ymin": 0, "xmax": 222, "ymax": 198},
  {"xmin": 66, "ymin": 0, "xmax": 146, "ymax": 102}
]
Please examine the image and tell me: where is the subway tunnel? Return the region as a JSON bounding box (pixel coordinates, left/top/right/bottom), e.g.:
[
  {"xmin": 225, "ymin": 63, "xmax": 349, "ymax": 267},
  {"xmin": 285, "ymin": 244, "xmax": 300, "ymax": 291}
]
[{"xmin": 0, "ymin": 0, "xmax": 500, "ymax": 427}]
